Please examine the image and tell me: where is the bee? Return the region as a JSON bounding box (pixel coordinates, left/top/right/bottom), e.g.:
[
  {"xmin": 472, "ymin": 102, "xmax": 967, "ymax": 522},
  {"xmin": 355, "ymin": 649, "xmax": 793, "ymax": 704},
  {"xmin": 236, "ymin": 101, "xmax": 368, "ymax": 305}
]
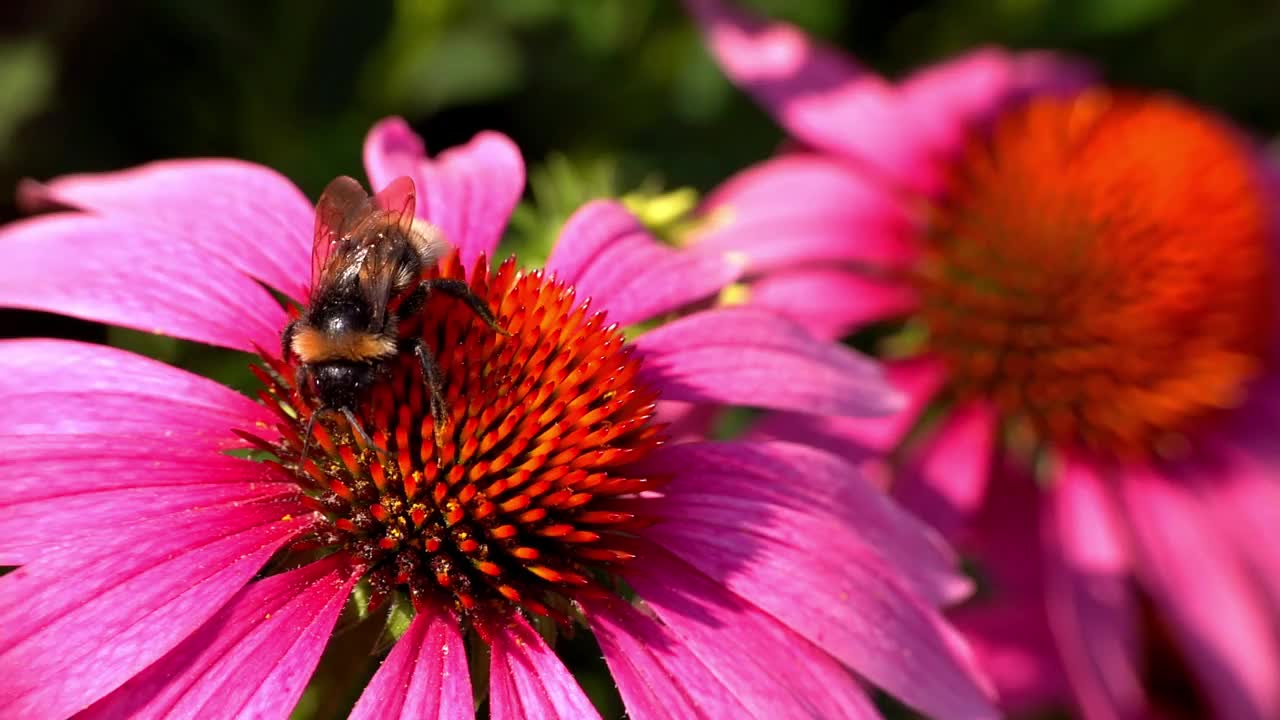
[{"xmin": 281, "ymin": 175, "xmax": 506, "ymax": 467}]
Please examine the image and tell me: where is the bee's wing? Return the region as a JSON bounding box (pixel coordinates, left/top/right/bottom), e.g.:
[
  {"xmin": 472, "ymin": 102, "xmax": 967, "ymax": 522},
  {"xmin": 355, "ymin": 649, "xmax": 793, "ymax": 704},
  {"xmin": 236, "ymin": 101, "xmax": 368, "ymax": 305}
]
[
  {"xmin": 372, "ymin": 175, "xmax": 417, "ymax": 226},
  {"xmin": 342, "ymin": 176, "xmax": 421, "ymax": 328},
  {"xmin": 357, "ymin": 234, "xmax": 410, "ymax": 329},
  {"xmin": 311, "ymin": 176, "xmax": 374, "ymax": 302},
  {"xmin": 372, "ymin": 176, "xmax": 448, "ymax": 265}
]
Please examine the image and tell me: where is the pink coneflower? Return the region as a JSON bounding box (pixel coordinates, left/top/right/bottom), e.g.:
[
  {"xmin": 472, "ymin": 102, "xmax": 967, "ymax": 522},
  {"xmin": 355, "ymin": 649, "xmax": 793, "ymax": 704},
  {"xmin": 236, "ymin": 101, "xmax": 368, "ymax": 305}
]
[
  {"xmin": 686, "ymin": 1, "xmax": 1280, "ymax": 718},
  {"xmin": 0, "ymin": 118, "xmax": 995, "ymax": 719}
]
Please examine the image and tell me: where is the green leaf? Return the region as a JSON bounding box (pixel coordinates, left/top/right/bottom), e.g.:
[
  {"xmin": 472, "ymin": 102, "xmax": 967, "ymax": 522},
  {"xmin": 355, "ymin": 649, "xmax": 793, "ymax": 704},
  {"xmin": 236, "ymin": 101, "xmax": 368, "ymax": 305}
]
[{"xmin": 0, "ymin": 40, "xmax": 53, "ymax": 151}]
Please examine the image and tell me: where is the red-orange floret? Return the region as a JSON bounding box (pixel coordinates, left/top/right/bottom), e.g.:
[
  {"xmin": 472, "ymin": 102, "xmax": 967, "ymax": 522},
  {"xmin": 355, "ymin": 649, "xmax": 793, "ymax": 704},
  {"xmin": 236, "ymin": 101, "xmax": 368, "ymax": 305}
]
[
  {"xmin": 249, "ymin": 253, "xmax": 666, "ymax": 619},
  {"xmin": 915, "ymin": 90, "xmax": 1274, "ymax": 457}
]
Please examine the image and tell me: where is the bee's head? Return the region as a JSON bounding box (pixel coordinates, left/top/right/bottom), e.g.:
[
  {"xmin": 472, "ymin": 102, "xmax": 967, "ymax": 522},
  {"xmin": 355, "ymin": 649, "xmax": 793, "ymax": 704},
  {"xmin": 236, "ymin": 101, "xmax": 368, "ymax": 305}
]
[{"xmin": 310, "ymin": 361, "xmax": 376, "ymax": 412}]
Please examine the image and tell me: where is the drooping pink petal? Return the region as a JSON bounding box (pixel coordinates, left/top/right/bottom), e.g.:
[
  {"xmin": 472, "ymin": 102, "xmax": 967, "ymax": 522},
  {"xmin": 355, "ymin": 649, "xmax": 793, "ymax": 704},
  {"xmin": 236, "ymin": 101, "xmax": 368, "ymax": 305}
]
[
  {"xmin": 953, "ymin": 601, "xmax": 1071, "ymax": 714},
  {"xmin": 1121, "ymin": 464, "xmax": 1280, "ymax": 720},
  {"xmin": 350, "ymin": 607, "xmax": 472, "ymax": 720},
  {"xmin": 684, "ymin": 0, "xmax": 939, "ymax": 190},
  {"xmin": 364, "ymin": 117, "xmax": 525, "ymax": 269},
  {"xmin": 633, "ymin": 307, "xmax": 899, "ymax": 416},
  {"xmin": 486, "ymin": 613, "xmax": 600, "ymax": 720},
  {"xmin": 893, "ymin": 399, "xmax": 997, "ymax": 539},
  {"xmin": 581, "ymin": 593, "xmax": 752, "ymax": 719},
  {"xmin": 633, "ymin": 441, "xmax": 995, "ymax": 719},
  {"xmin": 1199, "ymin": 439, "xmax": 1280, "ymax": 613},
  {"xmin": 746, "ymin": 266, "xmax": 916, "ymax": 340},
  {"xmin": 546, "ymin": 200, "xmax": 742, "ymax": 327},
  {"xmin": 83, "ymin": 555, "xmax": 357, "ymax": 719},
  {"xmin": 22, "ymin": 159, "xmax": 314, "ymax": 302},
  {"xmin": 628, "ymin": 547, "xmax": 881, "ymax": 719},
  {"xmin": 1042, "ymin": 456, "xmax": 1144, "ymax": 720},
  {"xmin": 0, "ymin": 481, "xmax": 292, "ymax": 565},
  {"xmin": 894, "ymin": 48, "xmax": 1093, "ymax": 174},
  {"xmin": 0, "ymin": 499, "xmax": 311, "ymax": 720},
  {"xmin": 950, "ymin": 463, "xmax": 1070, "ymax": 714},
  {"xmin": 748, "ymin": 355, "xmax": 949, "ymax": 458},
  {"xmin": 0, "ymin": 214, "xmax": 286, "ymax": 353},
  {"xmin": 695, "ymin": 153, "xmax": 916, "ymax": 274},
  {"xmin": 0, "ymin": 338, "xmax": 271, "ymax": 443}
]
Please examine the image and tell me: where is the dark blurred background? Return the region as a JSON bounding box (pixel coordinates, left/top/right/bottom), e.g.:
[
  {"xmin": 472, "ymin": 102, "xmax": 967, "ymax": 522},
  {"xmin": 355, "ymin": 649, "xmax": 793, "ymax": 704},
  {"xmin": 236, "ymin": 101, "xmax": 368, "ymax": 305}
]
[
  {"xmin": 4, "ymin": 0, "xmax": 1279, "ymax": 222},
  {"xmin": 1, "ymin": 0, "xmax": 1278, "ymax": 716}
]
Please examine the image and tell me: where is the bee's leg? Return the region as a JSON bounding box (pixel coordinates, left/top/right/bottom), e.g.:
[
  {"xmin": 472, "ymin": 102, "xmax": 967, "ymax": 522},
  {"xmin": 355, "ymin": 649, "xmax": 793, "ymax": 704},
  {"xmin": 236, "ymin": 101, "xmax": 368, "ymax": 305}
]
[
  {"xmin": 412, "ymin": 339, "xmax": 452, "ymax": 450},
  {"xmin": 396, "ymin": 282, "xmax": 430, "ymax": 317},
  {"xmin": 280, "ymin": 317, "xmax": 300, "ymax": 360},
  {"xmin": 298, "ymin": 407, "xmax": 323, "ymax": 473},
  {"xmin": 420, "ymin": 278, "xmax": 511, "ymax": 336},
  {"xmin": 340, "ymin": 406, "xmax": 386, "ymax": 459}
]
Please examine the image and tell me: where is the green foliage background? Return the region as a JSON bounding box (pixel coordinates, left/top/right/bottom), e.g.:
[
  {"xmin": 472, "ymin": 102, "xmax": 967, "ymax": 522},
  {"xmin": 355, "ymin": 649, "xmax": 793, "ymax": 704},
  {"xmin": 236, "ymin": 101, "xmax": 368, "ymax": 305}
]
[{"xmin": 1, "ymin": 0, "xmax": 1277, "ymax": 717}]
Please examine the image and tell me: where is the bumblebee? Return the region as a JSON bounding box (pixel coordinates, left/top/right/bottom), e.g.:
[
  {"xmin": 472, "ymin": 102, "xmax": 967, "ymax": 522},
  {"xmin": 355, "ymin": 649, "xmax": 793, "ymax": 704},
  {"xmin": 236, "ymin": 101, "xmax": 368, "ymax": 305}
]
[{"xmin": 282, "ymin": 175, "xmax": 505, "ymax": 465}]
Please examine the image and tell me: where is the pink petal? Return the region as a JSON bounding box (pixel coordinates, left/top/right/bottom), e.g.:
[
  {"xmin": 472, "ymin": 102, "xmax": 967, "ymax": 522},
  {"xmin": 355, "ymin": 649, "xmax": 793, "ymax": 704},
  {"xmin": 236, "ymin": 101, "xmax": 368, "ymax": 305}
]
[
  {"xmin": 0, "ymin": 214, "xmax": 286, "ymax": 353},
  {"xmin": 0, "ymin": 499, "xmax": 310, "ymax": 719},
  {"xmin": 895, "ymin": 48, "xmax": 1094, "ymax": 174},
  {"xmin": 546, "ymin": 200, "xmax": 742, "ymax": 327},
  {"xmin": 892, "ymin": 399, "xmax": 997, "ymax": 539},
  {"xmin": 655, "ymin": 400, "xmax": 719, "ymax": 443},
  {"xmin": 633, "ymin": 307, "xmax": 900, "ymax": 417},
  {"xmin": 1187, "ymin": 396, "xmax": 1280, "ymax": 607},
  {"xmin": 628, "ymin": 547, "xmax": 880, "ymax": 719},
  {"xmin": 1121, "ymin": 464, "xmax": 1280, "ymax": 720},
  {"xmin": 83, "ymin": 555, "xmax": 357, "ymax": 719},
  {"xmin": 696, "ymin": 153, "xmax": 916, "ymax": 274},
  {"xmin": 748, "ymin": 355, "xmax": 949, "ymax": 457},
  {"xmin": 0, "ymin": 434, "xmax": 278, "ymax": 501},
  {"xmin": 1042, "ymin": 457, "xmax": 1144, "ymax": 720},
  {"xmin": 746, "ymin": 267, "xmax": 916, "ymax": 340},
  {"xmin": 1201, "ymin": 440, "xmax": 1280, "ymax": 613},
  {"xmin": 952, "ymin": 603, "xmax": 1070, "ymax": 714},
  {"xmin": 350, "ymin": 607, "xmax": 472, "ymax": 720},
  {"xmin": 0, "ymin": 481, "xmax": 291, "ymax": 565},
  {"xmin": 363, "ymin": 117, "xmax": 525, "ymax": 269},
  {"xmin": 486, "ymin": 614, "xmax": 600, "ymax": 720},
  {"xmin": 962, "ymin": 462, "xmax": 1048, "ymax": 594},
  {"xmin": 581, "ymin": 593, "xmax": 752, "ymax": 719},
  {"xmin": 952, "ymin": 465, "xmax": 1070, "ymax": 713},
  {"xmin": 634, "ymin": 441, "xmax": 995, "ymax": 719},
  {"xmin": 639, "ymin": 440, "xmax": 965, "ymax": 604},
  {"xmin": 0, "ymin": 338, "xmax": 271, "ymax": 442},
  {"xmin": 684, "ymin": 0, "xmax": 937, "ymax": 189},
  {"xmin": 23, "ymin": 159, "xmax": 314, "ymax": 302}
]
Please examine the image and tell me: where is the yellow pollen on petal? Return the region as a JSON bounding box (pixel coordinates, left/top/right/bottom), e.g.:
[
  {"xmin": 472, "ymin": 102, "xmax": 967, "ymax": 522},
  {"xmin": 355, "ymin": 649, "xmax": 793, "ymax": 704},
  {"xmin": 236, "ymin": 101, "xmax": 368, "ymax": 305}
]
[{"xmin": 718, "ymin": 282, "xmax": 752, "ymax": 307}]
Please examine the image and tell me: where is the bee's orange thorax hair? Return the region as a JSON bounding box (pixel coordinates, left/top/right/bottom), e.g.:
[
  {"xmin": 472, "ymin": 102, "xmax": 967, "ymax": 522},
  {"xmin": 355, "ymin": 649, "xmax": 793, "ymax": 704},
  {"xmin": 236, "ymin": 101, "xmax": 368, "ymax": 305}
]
[{"xmin": 291, "ymin": 326, "xmax": 397, "ymax": 363}]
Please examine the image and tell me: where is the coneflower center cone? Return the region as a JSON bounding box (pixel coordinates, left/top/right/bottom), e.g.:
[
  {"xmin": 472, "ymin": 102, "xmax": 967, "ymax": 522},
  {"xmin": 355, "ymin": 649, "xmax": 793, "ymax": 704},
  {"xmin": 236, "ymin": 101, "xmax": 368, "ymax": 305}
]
[
  {"xmin": 248, "ymin": 254, "xmax": 665, "ymax": 619},
  {"xmin": 914, "ymin": 90, "xmax": 1274, "ymax": 457}
]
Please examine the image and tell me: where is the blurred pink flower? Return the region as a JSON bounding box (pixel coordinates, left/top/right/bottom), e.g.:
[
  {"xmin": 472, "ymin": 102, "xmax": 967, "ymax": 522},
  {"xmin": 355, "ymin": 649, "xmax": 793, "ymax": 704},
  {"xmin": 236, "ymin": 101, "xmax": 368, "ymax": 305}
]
[
  {"xmin": 0, "ymin": 118, "xmax": 996, "ymax": 719},
  {"xmin": 686, "ymin": 1, "xmax": 1280, "ymax": 718}
]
